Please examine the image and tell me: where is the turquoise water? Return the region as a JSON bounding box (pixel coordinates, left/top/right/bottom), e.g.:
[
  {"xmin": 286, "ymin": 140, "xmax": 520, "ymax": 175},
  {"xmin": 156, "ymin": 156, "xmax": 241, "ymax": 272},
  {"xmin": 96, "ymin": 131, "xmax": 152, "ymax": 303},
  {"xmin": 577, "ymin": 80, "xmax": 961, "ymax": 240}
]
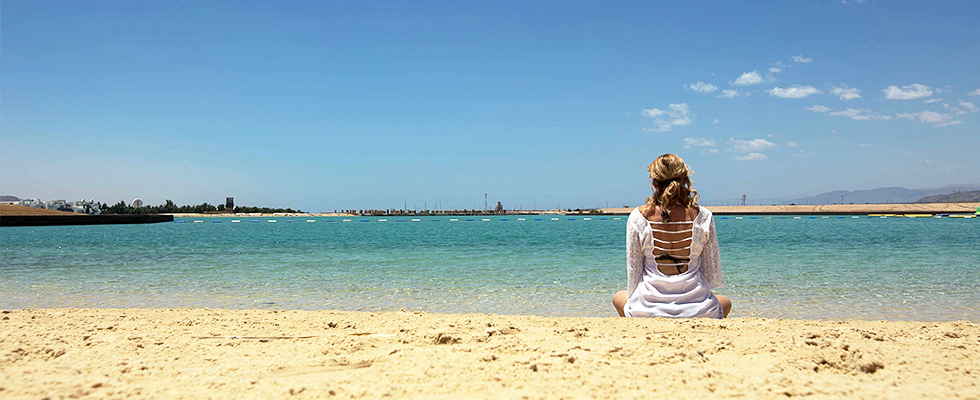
[{"xmin": 1, "ymin": 215, "xmax": 977, "ymax": 321}]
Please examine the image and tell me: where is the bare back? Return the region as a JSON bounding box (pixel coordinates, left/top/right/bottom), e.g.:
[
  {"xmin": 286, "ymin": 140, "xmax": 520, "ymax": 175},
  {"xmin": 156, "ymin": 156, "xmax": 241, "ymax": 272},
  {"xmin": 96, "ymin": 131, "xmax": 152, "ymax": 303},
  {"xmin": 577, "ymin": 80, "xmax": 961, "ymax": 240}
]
[{"xmin": 638, "ymin": 204, "xmax": 700, "ymax": 275}]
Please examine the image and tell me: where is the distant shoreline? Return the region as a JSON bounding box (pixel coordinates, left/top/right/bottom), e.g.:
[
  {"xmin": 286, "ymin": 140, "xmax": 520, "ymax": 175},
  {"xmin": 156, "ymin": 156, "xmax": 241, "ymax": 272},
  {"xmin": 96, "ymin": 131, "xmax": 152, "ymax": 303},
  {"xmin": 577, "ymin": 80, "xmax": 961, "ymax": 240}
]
[
  {"xmin": 165, "ymin": 202, "xmax": 980, "ymax": 218},
  {"xmin": 602, "ymin": 202, "xmax": 980, "ymax": 216},
  {"xmin": 5, "ymin": 202, "xmax": 979, "ymax": 219}
]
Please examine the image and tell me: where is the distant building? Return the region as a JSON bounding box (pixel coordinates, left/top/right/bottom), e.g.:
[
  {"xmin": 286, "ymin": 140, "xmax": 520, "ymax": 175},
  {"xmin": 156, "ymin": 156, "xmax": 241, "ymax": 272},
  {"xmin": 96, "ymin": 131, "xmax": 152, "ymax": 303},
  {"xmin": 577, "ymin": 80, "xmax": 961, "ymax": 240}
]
[
  {"xmin": 131, "ymin": 198, "xmax": 143, "ymax": 208},
  {"xmin": 19, "ymin": 199, "xmax": 43, "ymax": 208},
  {"xmin": 495, "ymin": 201, "xmax": 504, "ymax": 213},
  {"xmin": 6, "ymin": 198, "xmax": 99, "ymax": 214},
  {"xmin": 45, "ymin": 200, "xmax": 67, "ymax": 211},
  {"xmin": 225, "ymin": 197, "xmax": 234, "ymax": 212},
  {"xmin": 72, "ymin": 199, "xmax": 100, "ymax": 215}
]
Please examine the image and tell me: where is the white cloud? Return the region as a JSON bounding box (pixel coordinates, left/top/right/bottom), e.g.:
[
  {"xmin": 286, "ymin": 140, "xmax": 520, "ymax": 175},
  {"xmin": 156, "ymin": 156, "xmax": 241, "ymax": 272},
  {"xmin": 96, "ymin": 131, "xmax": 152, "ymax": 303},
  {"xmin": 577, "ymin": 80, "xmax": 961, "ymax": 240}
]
[
  {"xmin": 968, "ymin": 89, "xmax": 980, "ymax": 96},
  {"xmin": 883, "ymin": 83, "xmax": 933, "ymax": 100},
  {"xmin": 708, "ymin": 148, "xmax": 719, "ymax": 154},
  {"xmin": 642, "ymin": 108, "xmax": 663, "ymax": 117},
  {"xmin": 717, "ymin": 89, "xmax": 738, "ymax": 98},
  {"xmin": 831, "ymin": 85, "xmax": 861, "ymax": 100},
  {"xmin": 688, "ymin": 81, "xmax": 718, "ymax": 94},
  {"xmin": 958, "ymin": 99, "xmax": 979, "ymax": 113},
  {"xmin": 769, "ymin": 67, "xmax": 782, "ymax": 73},
  {"xmin": 896, "ymin": 110, "xmax": 961, "ymax": 127},
  {"xmin": 786, "ymin": 141, "xmax": 798, "ymax": 147},
  {"xmin": 791, "ymin": 55, "xmax": 812, "ymax": 63},
  {"xmin": 713, "ymin": 118, "xmax": 719, "ymax": 124},
  {"xmin": 924, "ymin": 98, "xmax": 942, "ymax": 104},
  {"xmin": 732, "ymin": 71, "xmax": 763, "ymax": 86},
  {"xmin": 906, "ymin": 150, "xmax": 920, "ymax": 155},
  {"xmin": 828, "ymin": 108, "xmax": 890, "ymax": 121},
  {"xmin": 642, "ymin": 103, "xmax": 693, "ymax": 133},
  {"xmin": 806, "ymin": 105, "xmax": 831, "ymax": 112},
  {"xmin": 735, "ymin": 153, "xmax": 767, "ymax": 161},
  {"xmin": 730, "ymin": 138, "xmax": 778, "ymax": 153},
  {"xmin": 683, "ymin": 137, "xmax": 717, "ymax": 147},
  {"xmin": 768, "ymin": 85, "xmax": 821, "ymax": 99},
  {"xmin": 858, "ymin": 143, "xmax": 873, "ymax": 147}
]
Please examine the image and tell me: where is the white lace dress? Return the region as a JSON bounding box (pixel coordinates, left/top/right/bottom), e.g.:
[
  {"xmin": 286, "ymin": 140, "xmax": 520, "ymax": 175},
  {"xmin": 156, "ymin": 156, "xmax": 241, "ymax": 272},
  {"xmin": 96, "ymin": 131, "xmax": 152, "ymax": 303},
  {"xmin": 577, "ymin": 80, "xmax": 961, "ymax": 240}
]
[{"xmin": 624, "ymin": 206, "xmax": 725, "ymax": 318}]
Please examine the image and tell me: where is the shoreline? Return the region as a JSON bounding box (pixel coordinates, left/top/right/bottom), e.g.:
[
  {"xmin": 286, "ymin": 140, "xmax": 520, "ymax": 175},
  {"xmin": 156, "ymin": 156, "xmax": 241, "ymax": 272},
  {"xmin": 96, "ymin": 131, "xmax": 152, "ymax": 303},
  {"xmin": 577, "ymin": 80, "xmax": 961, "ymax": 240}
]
[
  {"xmin": 603, "ymin": 202, "xmax": 980, "ymax": 216},
  {"xmin": 2, "ymin": 308, "xmax": 977, "ymax": 398},
  {"xmin": 164, "ymin": 202, "xmax": 980, "ymax": 218}
]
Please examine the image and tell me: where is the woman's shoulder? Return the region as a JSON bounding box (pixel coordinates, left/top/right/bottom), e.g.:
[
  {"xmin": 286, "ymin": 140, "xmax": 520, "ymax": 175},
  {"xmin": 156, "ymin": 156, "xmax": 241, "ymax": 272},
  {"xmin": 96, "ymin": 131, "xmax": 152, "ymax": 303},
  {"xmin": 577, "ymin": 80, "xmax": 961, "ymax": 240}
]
[
  {"xmin": 627, "ymin": 207, "xmax": 647, "ymax": 226},
  {"xmin": 698, "ymin": 205, "xmax": 713, "ymax": 219}
]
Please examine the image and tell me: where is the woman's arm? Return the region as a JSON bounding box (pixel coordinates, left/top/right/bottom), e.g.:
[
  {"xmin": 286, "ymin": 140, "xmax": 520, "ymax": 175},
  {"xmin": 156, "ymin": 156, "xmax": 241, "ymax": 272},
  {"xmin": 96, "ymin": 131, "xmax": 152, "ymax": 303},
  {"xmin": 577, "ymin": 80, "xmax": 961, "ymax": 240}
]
[
  {"xmin": 626, "ymin": 212, "xmax": 644, "ymax": 298},
  {"xmin": 699, "ymin": 216, "xmax": 724, "ymax": 289}
]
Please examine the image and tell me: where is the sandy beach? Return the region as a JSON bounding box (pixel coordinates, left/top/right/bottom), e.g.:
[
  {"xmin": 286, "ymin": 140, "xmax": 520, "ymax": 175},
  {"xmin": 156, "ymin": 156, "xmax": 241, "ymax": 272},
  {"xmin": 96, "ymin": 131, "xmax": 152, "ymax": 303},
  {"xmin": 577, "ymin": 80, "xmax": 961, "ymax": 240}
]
[{"xmin": 2, "ymin": 309, "xmax": 977, "ymax": 399}]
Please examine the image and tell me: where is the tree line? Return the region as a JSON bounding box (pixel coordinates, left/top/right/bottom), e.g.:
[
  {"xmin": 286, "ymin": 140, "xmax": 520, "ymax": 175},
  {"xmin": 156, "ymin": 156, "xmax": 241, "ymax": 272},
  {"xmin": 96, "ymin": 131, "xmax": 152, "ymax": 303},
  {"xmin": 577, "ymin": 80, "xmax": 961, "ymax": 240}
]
[{"xmin": 100, "ymin": 200, "xmax": 302, "ymax": 214}]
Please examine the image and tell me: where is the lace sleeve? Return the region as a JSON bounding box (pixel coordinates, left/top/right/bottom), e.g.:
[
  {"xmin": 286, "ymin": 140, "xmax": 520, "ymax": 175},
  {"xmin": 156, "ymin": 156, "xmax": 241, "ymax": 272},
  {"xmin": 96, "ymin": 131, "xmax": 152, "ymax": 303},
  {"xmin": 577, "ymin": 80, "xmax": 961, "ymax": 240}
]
[
  {"xmin": 626, "ymin": 210, "xmax": 644, "ymax": 298},
  {"xmin": 699, "ymin": 215, "xmax": 724, "ymax": 289}
]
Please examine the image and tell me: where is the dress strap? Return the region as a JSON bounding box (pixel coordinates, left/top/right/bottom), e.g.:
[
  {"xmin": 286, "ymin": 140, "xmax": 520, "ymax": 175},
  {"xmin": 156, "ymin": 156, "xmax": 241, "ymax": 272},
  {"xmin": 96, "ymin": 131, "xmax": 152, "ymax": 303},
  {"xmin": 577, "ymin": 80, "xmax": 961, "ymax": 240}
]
[
  {"xmin": 652, "ymin": 237, "xmax": 692, "ymax": 244},
  {"xmin": 652, "ymin": 245, "xmax": 691, "ymax": 251},
  {"xmin": 649, "ymin": 228, "xmax": 693, "ymax": 234},
  {"xmin": 648, "ymin": 220, "xmax": 695, "ymax": 225}
]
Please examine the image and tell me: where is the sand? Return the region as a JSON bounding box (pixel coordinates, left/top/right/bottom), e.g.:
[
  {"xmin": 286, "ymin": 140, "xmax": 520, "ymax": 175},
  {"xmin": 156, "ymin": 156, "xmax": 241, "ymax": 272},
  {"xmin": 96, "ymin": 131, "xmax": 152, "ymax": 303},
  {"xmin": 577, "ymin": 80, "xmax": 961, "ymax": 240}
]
[{"xmin": 2, "ymin": 309, "xmax": 977, "ymax": 399}]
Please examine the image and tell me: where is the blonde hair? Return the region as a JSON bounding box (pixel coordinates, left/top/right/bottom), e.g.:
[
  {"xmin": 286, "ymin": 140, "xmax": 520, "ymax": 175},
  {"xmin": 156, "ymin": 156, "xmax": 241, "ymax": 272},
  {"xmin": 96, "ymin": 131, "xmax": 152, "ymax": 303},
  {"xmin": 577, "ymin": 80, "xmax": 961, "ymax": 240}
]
[{"xmin": 645, "ymin": 153, "xmax": 699, "ymax": 221}]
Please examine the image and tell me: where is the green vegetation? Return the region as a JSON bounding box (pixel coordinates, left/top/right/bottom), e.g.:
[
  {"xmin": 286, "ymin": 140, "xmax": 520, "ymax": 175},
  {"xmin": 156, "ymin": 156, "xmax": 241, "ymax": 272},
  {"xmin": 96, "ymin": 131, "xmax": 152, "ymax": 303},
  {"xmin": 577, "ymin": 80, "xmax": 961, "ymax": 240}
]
[{"xmin": 99, "ymin": 200, "xmax": 302, "ymax": 214}]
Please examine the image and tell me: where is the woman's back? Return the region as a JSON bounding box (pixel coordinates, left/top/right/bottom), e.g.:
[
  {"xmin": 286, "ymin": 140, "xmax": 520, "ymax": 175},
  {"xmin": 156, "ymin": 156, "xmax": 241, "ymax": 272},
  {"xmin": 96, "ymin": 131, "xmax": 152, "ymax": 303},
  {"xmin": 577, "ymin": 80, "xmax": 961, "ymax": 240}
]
[
  {"xmin": 640, "ymin": 205, "xmax": 699, "ymax": 276},
  {"xmin": 624, "ymin": 205, "xmax": 723, "ymax": 318}
]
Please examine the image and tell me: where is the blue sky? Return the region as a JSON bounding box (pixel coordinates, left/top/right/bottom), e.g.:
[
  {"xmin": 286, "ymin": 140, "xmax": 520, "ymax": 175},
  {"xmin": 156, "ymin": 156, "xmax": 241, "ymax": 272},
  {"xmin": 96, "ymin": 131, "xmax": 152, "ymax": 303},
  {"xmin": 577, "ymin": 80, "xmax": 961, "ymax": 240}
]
[{"xmin": 2, "ymin": 1, "xmax": 978, "ymax": 211}]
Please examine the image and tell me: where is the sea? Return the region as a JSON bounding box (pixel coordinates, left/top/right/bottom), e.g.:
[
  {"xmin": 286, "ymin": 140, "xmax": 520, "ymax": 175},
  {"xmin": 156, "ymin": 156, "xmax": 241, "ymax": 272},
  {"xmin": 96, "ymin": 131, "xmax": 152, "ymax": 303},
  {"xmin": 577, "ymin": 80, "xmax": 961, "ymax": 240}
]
[{"xmin": 1, "ymin": 214, "xmax": 977, "ymax": 321}]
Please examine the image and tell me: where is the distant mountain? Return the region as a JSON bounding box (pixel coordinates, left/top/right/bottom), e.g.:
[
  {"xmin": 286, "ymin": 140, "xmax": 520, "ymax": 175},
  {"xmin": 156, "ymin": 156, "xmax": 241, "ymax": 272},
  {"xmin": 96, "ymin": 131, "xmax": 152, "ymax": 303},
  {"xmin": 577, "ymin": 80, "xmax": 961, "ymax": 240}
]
[
  {"xmin": 703, "ymin": 184, "xmax": 980, "ymax": 206},
  {"xmin": 0, "ymin": 195, "xmax": 20, "ymax": 202},
  {"xmin": 916, "ymin": 190, "xmax": 980, "ymax": 203},
  {"xmin": 788, "ymin": 184, "xmax": 980, "ymax": 205}
]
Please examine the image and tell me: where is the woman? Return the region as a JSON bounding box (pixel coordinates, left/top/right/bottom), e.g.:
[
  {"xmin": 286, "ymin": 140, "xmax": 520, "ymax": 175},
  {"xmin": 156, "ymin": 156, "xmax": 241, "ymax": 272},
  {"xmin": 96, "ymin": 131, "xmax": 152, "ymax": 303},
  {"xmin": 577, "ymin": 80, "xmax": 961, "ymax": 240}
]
[{"xmin": 612, "ymin": 154, "xmax": 731, "ymax": 318}]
